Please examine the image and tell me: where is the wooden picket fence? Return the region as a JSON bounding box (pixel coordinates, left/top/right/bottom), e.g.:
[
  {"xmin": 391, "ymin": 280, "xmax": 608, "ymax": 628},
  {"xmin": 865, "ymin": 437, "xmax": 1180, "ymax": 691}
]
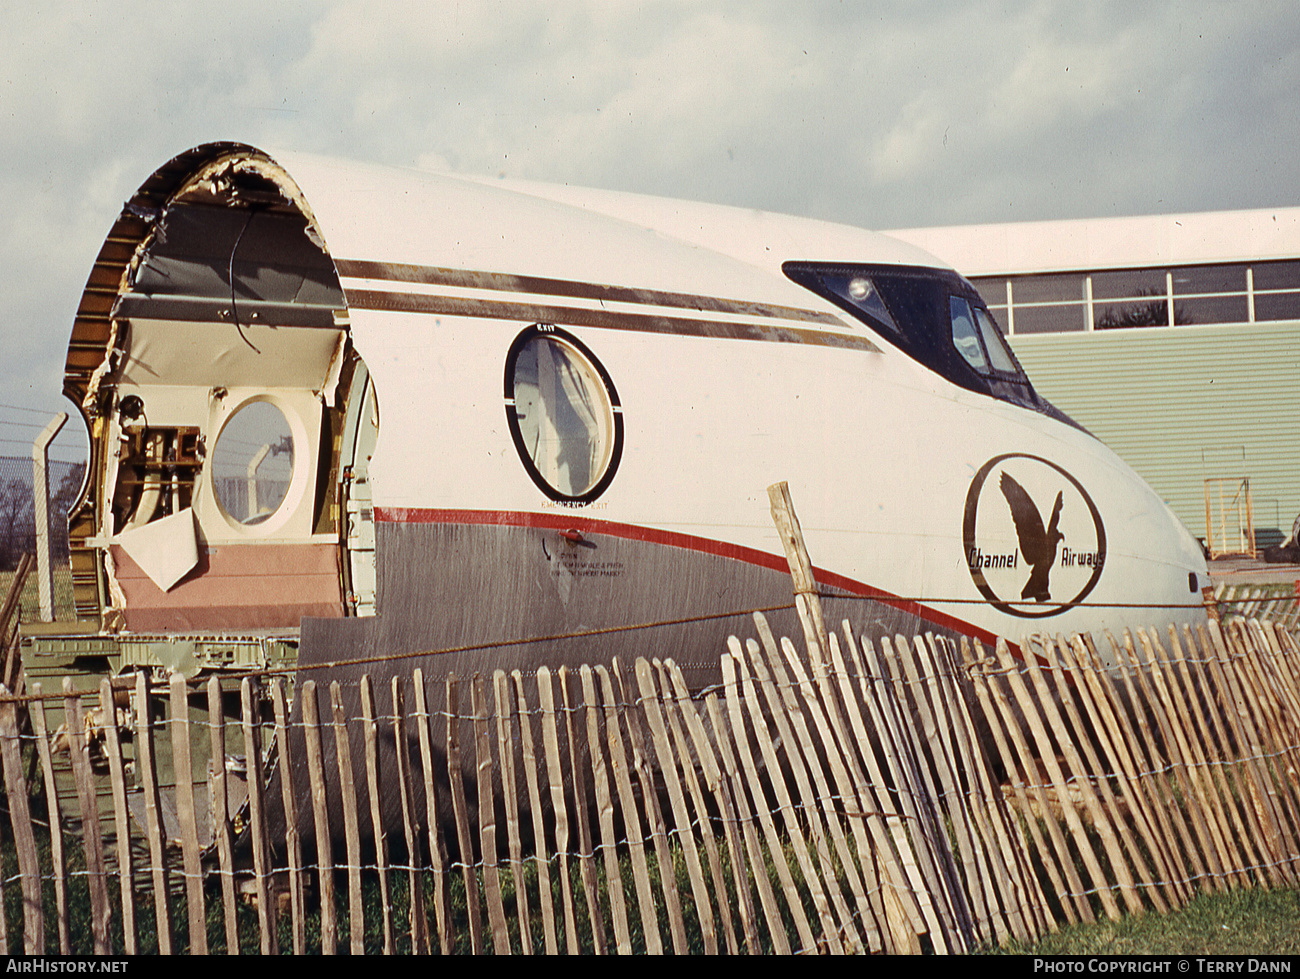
[
  {"xmin": 0, "ymin": 611, "xmax": 1296, "ymax": 954},
  {"xmin": 0, "ymin": 621, "xmax": 1000, "ymax": 955},
  {"xmin": 1213, "ymin": 580, "xmax": 1300, "ymax": 629},
  {"xmin": 968, "ymin": 619, "xmax": 1300, "ymax": 925}
]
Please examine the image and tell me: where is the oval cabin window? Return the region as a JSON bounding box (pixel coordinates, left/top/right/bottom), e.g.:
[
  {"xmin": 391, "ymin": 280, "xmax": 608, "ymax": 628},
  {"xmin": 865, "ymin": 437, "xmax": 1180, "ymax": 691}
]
[
  {"xmin": 211, "ymin": 400, "xmax": 296, "ymax": 525},
  {"xmin": 505, "ymin": 327, "xmax": 622, "ymax": 502}
]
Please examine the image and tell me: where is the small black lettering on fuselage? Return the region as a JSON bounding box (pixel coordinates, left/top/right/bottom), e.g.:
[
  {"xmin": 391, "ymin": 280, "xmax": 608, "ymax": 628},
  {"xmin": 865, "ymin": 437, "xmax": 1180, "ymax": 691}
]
[
  {"xmin": 968, "ymin": 547, "xmax": 1018, "ymax": 570},
  {"xmin": 1059, "ymin": 548, "xmax": 1104, "ymax": 570}
]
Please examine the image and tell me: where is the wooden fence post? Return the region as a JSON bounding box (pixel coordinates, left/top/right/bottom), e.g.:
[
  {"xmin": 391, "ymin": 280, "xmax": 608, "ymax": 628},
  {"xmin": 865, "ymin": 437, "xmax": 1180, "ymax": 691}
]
[
  {"xmin": 472, "ymin": 675, "xmax": 511, "ymax": 955},
  {"xmin": 559, "ymin": 666, "xmax": 606, "ymax": 953},
  {"xmin": 1132, "ymin": 630, "xmax": 1237, "ymax": 890},
  {"xmin": 270, "ymin": 678, "xmax": 306, "ymax": 955},
  {"xmin": 536, "ymin": 667, "xmax": 579, "ymax": 954},
  {"xmin": 722, "ymin": 642, "xmax": 825, "ymax": 953},
  {"xmin": 64, "ymin": 685, "xmax": 115, "ymax": 950},
  {"xmin": 865, "ymin": 636, "xmax": 963, "ymax": 949},
  {"xmin": 390, "ymin": 676, "xmax": 430, "ymax": 955},
  {"xmin": 702, "ymin": 683, "xmax": 790, "ymax": 954},
  {"xmin": 413, "ymin": 669, "xmax": 451, "ymax": 953},
  {"xmin": 445, "ymin": 674, "xmax": 483, "ymax": 954},
  {"xmin": 0, "ymin": 554, "xmax": 33, "ymax": 692},
  {"xmin": 613, "ymin": 659, "xmax": 689, "ymax": 954},
  {"xmin": 30, "ymin": 686, "xmax": 73, "ymax": 953},
  {"xmin": 131, "ymin": 673, "xmax": 171, "ymax": 954},
  {"xmin": 655, "ymin": 659, "xmax": 738, "ymax": 954},
  {"xmin": 976, "ymin": 643, "xmax": 1089, "ymax": 925},
  {"xmin": 1105, "ymin": 631, "xmax": 1207, "ymax": 898},
  {"xmin": 510, "ymin": 670, "xmax": 556, "ymax": 953},
  {"xmin": 300, "ymin": 680, "xmax": 336, "ymax": 954},
  {"xmin": 242, "ymin": 678, "xmax": 276, "ymax": 955},
  {"xmin": 887, "ymin": 635, "xmax": 979, "ymax": 945},
  {"xmin": 493, "ymin": 670, "xmax": 531, "ymax": 954},
  {"xmin": 580, "ymin": 665, "xmax": 631, "ymax": 954},
  {"xmin": 360, "ymin": 676, "xmax": 395, "ymax": 954},
  {"xmin": 168, "ymin": 674, "xmax": 207, "ymax": 954},
  {"xmin": 767, "ymin": 481, "xmax": 829, "ymax": 659},
  {"xmin": 770, "ymin": 622, "xmax": 893, "ymax": 950},
  {"xmin": 637, "ymin": 658, "xmax": 719, "ymax": 954},
  {"xmin": 208, "ymin": 677, "xmax": 241, "ymax": 954},
  {"xmin": 329, "ymin": 681, "xmax": 364, "ymax": 955},
  {"xmin": 0, "ymin": 690, "xmax": 42, "ymax": 953},
  {"xmin": 600, "ymin": 665, "xmax": 667, "ymax": 954},
  {"xmin": 756, "ymin": 627, "xmax": 879, "ymax": 949},
  {"xmin": 833, "ymin": 627, "xmax": 933, "ymax": 949},
  {"xmin": 964, "ymin": 640, "xmax": 1065, "ymax": 932},
  {"xmin": 1064, "ymin": 636, "xmax": 1188, "ymax": 910},
  {"xmin": 733, "ymin": 638, "xmax": 856, "ymax": 952},
  {"xmin": 1146, "ymin": 628, "xmax": 1252, "ymax": 889},
  {"xmin": 1122, "ymin": 630, "xmax": 1228, "ymax": 893}
]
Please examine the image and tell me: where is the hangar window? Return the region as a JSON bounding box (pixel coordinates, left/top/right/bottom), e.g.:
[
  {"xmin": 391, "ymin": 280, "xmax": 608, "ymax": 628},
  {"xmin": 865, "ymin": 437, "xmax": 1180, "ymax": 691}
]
[
  {"xmin": 505, "ymin": 326, "xmax": 622, "ymax": 502},
  {"xmin": 211, "ymin": 401, "xmax": 295, "ymax": 525},
  {"xmin": 971, "ymin": 260, "xmax": 1300, "ymax": 333}
]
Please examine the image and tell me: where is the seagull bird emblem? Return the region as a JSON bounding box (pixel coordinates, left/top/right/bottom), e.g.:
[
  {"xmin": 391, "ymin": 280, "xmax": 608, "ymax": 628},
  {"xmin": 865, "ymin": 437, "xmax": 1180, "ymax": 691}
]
[{"xmin": 999, "ymin": 473, "xmax": 1064, "ymax": 602}]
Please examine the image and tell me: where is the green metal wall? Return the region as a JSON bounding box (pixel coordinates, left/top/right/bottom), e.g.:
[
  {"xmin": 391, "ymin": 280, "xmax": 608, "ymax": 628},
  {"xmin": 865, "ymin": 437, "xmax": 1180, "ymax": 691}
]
[{"xmin": 1009, "ymin": 320, "xmax": 1300, "ymax": 549}]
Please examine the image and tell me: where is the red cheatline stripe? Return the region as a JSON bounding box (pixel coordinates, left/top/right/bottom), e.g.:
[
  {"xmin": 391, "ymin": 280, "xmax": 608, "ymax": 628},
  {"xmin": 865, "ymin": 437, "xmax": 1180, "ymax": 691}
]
[{"xmin": 375, "ymin": 506, "xmax": 1002, "ymax": 648}]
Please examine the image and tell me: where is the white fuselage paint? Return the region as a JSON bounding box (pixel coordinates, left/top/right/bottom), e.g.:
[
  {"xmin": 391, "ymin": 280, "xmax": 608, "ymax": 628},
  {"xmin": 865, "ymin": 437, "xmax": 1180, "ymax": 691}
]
[
  {"xmin": 74, "ymin": 145, "xmax": 1209, "ymax": 651},
  {"xmin": 261, "ymin": 151, "xmax": 1206, "ymax": 645}
]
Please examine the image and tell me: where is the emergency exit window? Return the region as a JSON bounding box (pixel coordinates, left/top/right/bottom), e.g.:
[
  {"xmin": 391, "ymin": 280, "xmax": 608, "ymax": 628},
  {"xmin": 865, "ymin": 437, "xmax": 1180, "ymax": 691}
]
[{"xmin": 505, "ymin": 326, "xmax": 622, "ymax": 502}]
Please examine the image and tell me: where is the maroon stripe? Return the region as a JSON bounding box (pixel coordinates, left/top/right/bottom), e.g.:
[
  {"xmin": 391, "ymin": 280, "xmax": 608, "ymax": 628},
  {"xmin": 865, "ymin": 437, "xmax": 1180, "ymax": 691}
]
[
  {"xmin": 344, "ymin": 288, "xmax": 876, "ymax": 350},
  {"xmin": 335, "ymin": 258, "xmax": 843, "ymax": 325},
  {"xmin": 375, "ymin": 505, "xmax": 1002, "ymax": 647}
]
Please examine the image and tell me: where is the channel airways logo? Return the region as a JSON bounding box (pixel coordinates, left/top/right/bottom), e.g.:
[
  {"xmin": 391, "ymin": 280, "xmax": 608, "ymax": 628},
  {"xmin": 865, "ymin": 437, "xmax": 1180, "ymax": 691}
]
[{"xmin": 963, "ymin": 453, "xmax": 1107, "ymax": 618}]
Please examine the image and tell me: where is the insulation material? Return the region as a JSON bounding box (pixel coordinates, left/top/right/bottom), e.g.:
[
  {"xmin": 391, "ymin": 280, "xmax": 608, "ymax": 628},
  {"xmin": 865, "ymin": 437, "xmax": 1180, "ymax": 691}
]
[
  {"xmin": 82, "ymin": 318, "xmax": 122, "ymax": 414},
  {"xmin": 114, "ymin": 507, "xmax": 199, "ymax": 591},
  {"xmin": 129, "ymin": 205, "xmax": 340, "ymax": 306},
  {"xmin": 119, "ymin": 321, "xmax": 345, "ymax": 390}
]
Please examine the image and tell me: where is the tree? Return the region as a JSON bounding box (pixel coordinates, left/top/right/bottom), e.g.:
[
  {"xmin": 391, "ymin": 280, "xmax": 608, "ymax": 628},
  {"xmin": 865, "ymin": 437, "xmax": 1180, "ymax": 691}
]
[
  {"xmin": 1096, "ymin": 288, "xmax": 1190, "ymax": 329},
  {"xmin": 0, "ymin": 477, "xmax": 34, "ymax": 571}
]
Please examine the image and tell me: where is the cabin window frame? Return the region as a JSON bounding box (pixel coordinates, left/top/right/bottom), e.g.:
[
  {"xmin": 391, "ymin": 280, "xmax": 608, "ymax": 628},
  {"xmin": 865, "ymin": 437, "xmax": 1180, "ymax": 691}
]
[
  {"xmin": 503, "ymin": 324, "xmax": 624, "ymax": 503},
  {"xmin": 198, "ymin": 389, "xmax": 319, "ymax": 540},
  {"xmin": 209, "ymin": 398, "xmax": 298, "ymax": 529}
]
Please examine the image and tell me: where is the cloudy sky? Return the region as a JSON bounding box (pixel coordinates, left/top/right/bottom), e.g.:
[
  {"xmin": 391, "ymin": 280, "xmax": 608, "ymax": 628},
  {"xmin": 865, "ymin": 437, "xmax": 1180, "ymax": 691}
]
[{"xmin": 2, "ymin": 0, "xmax": 1297, "ymax": 462}]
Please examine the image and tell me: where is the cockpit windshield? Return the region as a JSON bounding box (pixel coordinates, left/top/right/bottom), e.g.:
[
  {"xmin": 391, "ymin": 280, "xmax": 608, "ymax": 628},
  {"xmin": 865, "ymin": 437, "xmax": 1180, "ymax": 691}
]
[{"xmin": 784, "ymin": 261, "xmax": 1078, "ymax": 426}]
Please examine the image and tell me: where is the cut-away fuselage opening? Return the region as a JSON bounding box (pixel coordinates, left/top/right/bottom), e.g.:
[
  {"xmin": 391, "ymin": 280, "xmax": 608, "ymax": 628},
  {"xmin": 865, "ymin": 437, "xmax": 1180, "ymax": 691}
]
[{"xmin": 65, "ymin": 148, "xmax": 376, "ymax": 634}]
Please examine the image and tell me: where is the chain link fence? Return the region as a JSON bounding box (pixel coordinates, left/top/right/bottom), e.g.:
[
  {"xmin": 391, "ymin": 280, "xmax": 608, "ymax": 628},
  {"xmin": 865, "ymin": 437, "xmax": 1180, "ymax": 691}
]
[{"xmin": 0, "ymin": 456, "xmax": 85, "ymax": 571}]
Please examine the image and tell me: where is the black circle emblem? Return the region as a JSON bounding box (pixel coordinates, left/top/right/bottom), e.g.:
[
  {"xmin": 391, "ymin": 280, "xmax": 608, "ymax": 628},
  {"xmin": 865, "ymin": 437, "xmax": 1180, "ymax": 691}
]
[
  {"xmin": 504, "ymin": 325, "xmax": 623, "ymax": 503},
  {"xmin": 962, "ymin": 453, "xmax": 1107, "ymax": 618}
]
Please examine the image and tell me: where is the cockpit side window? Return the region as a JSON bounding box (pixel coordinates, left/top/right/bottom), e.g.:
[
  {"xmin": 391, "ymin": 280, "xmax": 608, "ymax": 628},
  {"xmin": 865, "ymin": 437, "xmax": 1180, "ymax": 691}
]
[
  {"xmin": 952, "ymin": 296, "xmax": 1024, "ymax": 379},
  {"xmin": 950, "ymin": 297, "xmax": 988, "ymax": 372},
  {"xmin": 976, "ymin": 306, "xmax": 1018, "ymax": 374}
]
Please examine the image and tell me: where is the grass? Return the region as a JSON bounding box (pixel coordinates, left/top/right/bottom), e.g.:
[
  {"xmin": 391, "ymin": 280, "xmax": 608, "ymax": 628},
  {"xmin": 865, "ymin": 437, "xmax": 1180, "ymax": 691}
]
[
  {"xmin": 1, "ymin": 564, "xmax": 76, "ymax": 625},
  {"xmin": 6, "ymin": 791, "xmax": 1298, "ymax": 956},
  {"xmin": 0, "ymin": 830, "xmax": 742, "ymax": 955},
  {"xmin": 988, "ymin": 887, "xmax": 1300, "ymax": 956}
]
